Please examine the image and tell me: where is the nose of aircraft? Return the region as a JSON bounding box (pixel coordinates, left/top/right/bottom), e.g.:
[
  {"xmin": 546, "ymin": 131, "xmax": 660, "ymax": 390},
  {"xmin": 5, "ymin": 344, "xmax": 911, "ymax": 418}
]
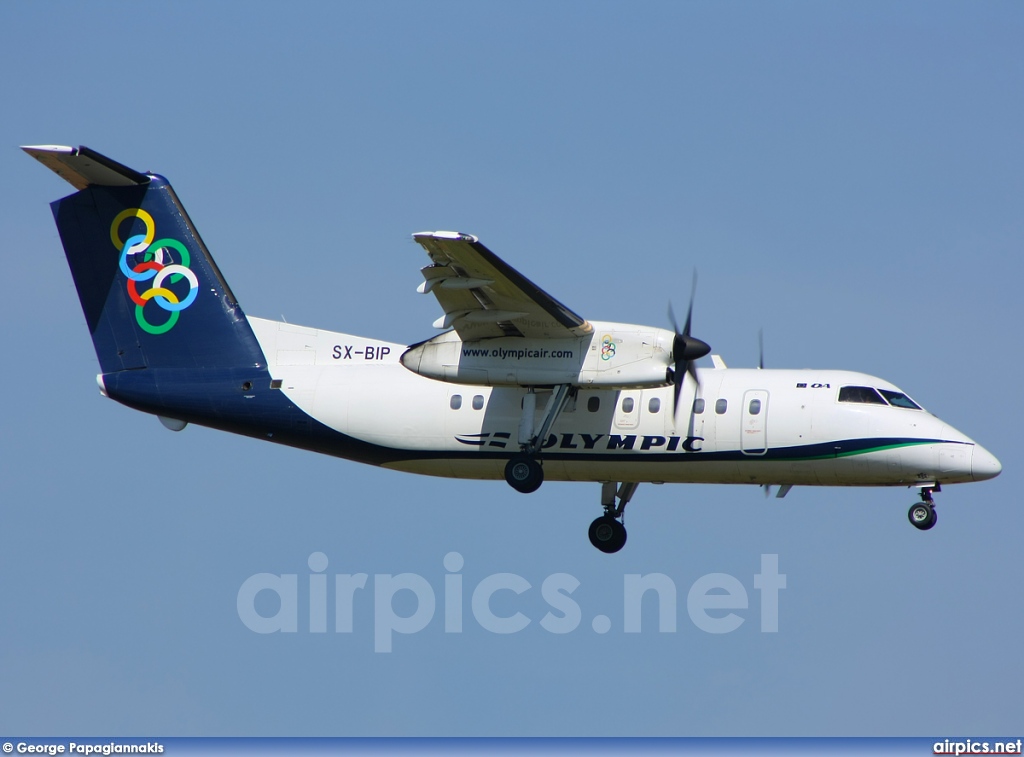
[{"xmin": 972, "ymin": 444, "xmax": 1002, "ymax": 481}]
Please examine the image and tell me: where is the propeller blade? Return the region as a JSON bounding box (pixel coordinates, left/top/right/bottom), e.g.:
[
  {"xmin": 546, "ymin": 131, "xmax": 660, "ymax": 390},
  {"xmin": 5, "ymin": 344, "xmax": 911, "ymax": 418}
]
[
  {"xmin": 758, "ymin": 328, "xmax": 765, "ymax": 370},
  {"xmin": 682, "ymin": 272, "xmax": 697, "ymax": 337},
  {"xmin": 667, "ymin": 271, "xmax": 710, "ymax": 421},
  {"xmin": 686, "ymin": 360, "xmax": 700, "ymax": 385},
  {"xmin": 671, "ymin": 360, "xmax": 685, "ymax": 420}
]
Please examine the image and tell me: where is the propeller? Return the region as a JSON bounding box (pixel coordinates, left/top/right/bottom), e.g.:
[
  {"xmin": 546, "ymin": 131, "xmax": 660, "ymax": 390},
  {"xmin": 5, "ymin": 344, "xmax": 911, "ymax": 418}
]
[{"xmin": 667, "ymin": 272, "xmax": 712, "ymax": 419}]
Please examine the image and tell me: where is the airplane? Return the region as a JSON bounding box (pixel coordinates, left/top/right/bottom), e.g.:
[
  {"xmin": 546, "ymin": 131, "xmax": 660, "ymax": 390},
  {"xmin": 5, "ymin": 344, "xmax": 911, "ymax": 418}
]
[{"xmin": 23, "ymin": 144, "xmax": 1002, "ymax": 553}]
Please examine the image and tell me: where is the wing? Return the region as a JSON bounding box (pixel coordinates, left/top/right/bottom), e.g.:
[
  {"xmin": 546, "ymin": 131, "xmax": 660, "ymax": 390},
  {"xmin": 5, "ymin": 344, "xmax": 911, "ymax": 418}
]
[{"xmin": 413, "ymin": 231, "xmax": 592, "ymax": 340}]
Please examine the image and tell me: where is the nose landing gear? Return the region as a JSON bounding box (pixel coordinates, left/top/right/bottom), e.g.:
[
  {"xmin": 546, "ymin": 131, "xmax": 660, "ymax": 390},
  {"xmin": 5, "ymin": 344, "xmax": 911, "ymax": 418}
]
[
  {"xmin": 908, "ymin": 485, "xmax": 939, "ymax": 531},
  {"xmin": 589, "ymin": 515, "xmax": 626, "ymax": 553},
  {"xmin": 589, "ymin": 482, "xmax": 638, "ymax": 553}
]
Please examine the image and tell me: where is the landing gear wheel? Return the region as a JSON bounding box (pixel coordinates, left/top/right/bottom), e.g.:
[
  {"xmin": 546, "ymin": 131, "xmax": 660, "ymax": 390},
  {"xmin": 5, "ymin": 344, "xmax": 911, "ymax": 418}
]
[
  {"xmin": 504, "ymin": 455, "xmax": 543, "ymax": 494},
  {"xmin": 908, "ymin": 502, "xmax": 937, "ymax": 531},
  {"xmin": 589, "ymin": 515, "xmax": 627, "ymax": 553}
]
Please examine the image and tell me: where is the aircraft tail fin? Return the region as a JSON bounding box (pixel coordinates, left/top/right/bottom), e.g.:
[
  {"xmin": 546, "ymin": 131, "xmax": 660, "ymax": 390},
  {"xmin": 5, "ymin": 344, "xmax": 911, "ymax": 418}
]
[{"xmin": 25, "ymin": 145, "xmax": 265, "ymax": 374}]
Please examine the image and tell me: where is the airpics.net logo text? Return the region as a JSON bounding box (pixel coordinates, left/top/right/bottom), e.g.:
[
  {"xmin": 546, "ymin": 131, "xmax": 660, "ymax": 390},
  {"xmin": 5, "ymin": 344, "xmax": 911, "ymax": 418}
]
[{"xmin": 237, "ymin": 553, "xmax": 786, "ymax": 652}]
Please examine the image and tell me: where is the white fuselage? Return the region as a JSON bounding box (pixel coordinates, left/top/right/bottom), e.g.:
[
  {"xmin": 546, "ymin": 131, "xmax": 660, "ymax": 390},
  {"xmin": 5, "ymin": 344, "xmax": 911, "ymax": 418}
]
[{"xmin": 246, "ymin": 317, "xmax": 1000, "ymax": 488}]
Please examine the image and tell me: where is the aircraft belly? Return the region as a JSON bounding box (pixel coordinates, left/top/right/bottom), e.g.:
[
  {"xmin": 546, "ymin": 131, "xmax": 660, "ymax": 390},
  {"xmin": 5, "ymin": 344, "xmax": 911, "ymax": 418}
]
[
  {"xmin": 386, "ymin": 453, "xmax": 825, "ymax": 485},
  {"xmin": 822, "ymin": 452, "xmax": 898, "ymax": 485}
]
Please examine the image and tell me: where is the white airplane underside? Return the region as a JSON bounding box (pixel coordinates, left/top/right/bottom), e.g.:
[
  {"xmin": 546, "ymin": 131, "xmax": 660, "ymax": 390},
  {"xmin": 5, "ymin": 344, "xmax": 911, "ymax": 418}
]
[{"xmin": 27, "ymin": 144, "xmax": 1002, "ymax": 553}]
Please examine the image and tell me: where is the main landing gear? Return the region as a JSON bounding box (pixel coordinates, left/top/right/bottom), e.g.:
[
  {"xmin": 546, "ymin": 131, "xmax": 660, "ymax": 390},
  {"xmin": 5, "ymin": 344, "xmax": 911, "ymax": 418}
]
[
  {"xmin": 504, "ymin": 455, "xmax": 543, "ymax": 493},
  {"xmin": 503, "ymin": 384, "xmax": 573, "ymax": 495},
  {"xmin": 500, "ymin": 385, "xmax": 636, "ymax": 553},
  {"xmin": 908, "ymin": 484, "xmax": 939, "ymax": 531},
  {"xmin": 588, "ymin": 482, "xmax": 637, "ymax": 553}
]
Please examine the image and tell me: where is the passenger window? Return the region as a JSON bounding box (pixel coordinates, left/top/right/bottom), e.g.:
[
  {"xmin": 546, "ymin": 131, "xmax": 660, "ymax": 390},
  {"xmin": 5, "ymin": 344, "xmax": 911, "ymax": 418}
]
[
  {"xmin": 693, "ymin": 398, "xmax": 705, "ymax": 414},
  {"xmin": 715, "ymin": 399, "xmax": 728, "ymax": 414},
  {"xmin": 648, "ymin": 397, "xmax": 661, "ymax": 414},
  {"xmin": 450, "ymin": 394, "xmax": 462, "ymax": 410},
  {"xmin": 587, "ymin": 396, "xmax": 600, "ymax": 412},
  {"xmin": 622, "ymin": 397, "xmax": 635, "ymax": 413},
  {"xmin": 838, "ymin": 386, "xmax": 886, "ymax": 405},
  {"xmin": 472, "ymin": 395, "xmax": 484, "ymax": 410},
  {"xmin": 749, "ymin": 399, "xmax": 761, "ymax": 415}
]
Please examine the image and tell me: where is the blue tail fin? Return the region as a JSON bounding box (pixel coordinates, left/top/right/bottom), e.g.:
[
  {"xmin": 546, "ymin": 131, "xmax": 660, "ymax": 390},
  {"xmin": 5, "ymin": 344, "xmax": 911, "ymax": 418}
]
[{"xmin": 26, "ymin": 145, "xmax": 264, "ymax": 374}]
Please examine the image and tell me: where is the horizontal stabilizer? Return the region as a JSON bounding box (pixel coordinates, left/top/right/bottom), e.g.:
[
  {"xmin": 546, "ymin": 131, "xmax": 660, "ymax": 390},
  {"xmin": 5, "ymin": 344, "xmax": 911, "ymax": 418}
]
[{"xmin": 22, "ymin": 145, "xmax": 149, "ymax": 190}]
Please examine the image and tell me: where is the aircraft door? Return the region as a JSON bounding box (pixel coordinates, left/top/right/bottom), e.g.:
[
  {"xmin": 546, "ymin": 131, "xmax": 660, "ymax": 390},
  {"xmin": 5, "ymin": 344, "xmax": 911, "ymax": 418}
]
[
  {"xmin": 741, "ymin": 390, "xmax": 769, "ymax": 455},
  {"xmin": 614, "ymin": 390, "xmax": 641, "ymax": 430}
]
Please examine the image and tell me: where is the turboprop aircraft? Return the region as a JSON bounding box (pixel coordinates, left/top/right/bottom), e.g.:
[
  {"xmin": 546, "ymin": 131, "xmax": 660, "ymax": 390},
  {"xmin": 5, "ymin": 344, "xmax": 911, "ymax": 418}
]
[{"xmin": 24, "ymin": 144, "xmax": 1002, "ymax": 553}]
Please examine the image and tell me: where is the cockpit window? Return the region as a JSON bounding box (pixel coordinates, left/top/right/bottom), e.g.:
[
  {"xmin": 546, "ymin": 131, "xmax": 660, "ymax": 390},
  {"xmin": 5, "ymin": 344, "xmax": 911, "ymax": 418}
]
[
  {"xmin": 838, "ymin": 386, "xmax": 887, "ymax": 405},
  {"xmin": 879, "ymin": 389, "xmax": 922, "ymax": 410}
]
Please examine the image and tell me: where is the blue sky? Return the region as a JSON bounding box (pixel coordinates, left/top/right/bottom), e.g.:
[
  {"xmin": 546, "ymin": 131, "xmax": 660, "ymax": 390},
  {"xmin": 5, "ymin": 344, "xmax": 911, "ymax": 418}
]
[{"xmin": 1, "ymin": 1, "xmax": 1021, "ymax": 736}]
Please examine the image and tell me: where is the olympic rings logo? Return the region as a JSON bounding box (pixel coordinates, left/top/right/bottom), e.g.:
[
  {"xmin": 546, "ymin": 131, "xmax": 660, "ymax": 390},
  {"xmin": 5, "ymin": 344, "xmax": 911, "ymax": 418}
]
[
  {"xmin": 601, "ymin": 334, "xmax": 616, "ymax": 361},
  {"xmin": 111, "ymin": 208, "xmax": 198, "ymax": 335}
]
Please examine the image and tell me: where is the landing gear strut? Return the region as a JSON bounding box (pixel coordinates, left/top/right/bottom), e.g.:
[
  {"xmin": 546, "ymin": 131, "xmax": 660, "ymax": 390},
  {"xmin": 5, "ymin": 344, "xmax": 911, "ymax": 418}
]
[
  {"xmin": 589, "ymin": 482, "xmax": 638, "ymax": 553},
  {"xmin": 503, "ymin": 385, "xmax": 573, "ymax": 494},
  {"xmin": 908, "ymin": 484, "xmax": 939, "ymax": 531}
]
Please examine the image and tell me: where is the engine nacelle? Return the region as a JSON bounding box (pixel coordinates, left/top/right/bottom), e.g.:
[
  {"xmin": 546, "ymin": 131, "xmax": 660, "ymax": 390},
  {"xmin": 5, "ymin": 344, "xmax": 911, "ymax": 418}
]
[{"xmin": 400, "ymin": 320, "xmax": 675, "ymax": 389}]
